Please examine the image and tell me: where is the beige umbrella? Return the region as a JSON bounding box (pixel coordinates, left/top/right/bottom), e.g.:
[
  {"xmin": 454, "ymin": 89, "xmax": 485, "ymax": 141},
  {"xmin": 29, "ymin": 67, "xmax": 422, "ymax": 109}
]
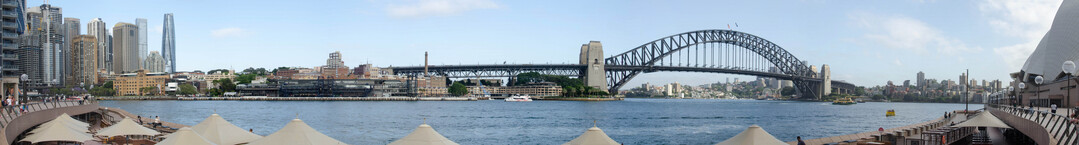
[
  {"xmin": 952, "ymin": 111, "xmax": 1012, "ymax": 128},
  {"xmin": 388, "ymin": 123, "xmax": 459, "ymax": 145},
  {"xmin": 191, "ymin": 114, "xmax": 262, "ymax": 145},
  {"xmin": 714, "ymin": 125, "xmax": 788, "ymax": 145},
  {"xmin": 156, "ymin": 127, "xmax": 218, "ymax": 145},
  {"xmin": 564, "ymin": 125, "xmax": 620, "ymax": 145},
  {"xmin": 31, "ymin": 115, "xmax": 90, "ymax": 134},
  {"xmin": 56, "ymin": 113, "xmax": 91, "ymax": 127},
  {"xmin": 20, "ymin": 120, "xmax": 95, "ymax": 144},
  {"xmin": 97, "ymin": 117, "xmax": 161, "ymax": 137},
  {"xmin": 246, "ymin": 118, "xmax": 348, "ymax": 145}
]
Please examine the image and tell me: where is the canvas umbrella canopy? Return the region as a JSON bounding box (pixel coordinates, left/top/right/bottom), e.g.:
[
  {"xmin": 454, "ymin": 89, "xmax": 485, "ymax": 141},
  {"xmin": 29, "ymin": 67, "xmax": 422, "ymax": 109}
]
[
  {"xmin": 246, "ymin": 118, "xmax": 348, "ymax": 145},
  {"xmin": 96, "ymin": 117, "xmax": 161, "ymax": 137},
  {"xmin": 20, "ymin": 120, "xmax": 95, "ymax": 144},
  {"xmin": 156, "ymin": 127, "xmax": 218, "ymax": 145},
  {"xmin": 56, "ymin": 113, "xmax": 90, "ymax": 127},
  {"xmin": 31, "ymin": 116, "xmax": 90, "ymax": 134},
  {"xmin": 952, "ymin": 111, "xmax": 1012, "ymax": 128},
  {"xmin": 388, "ymin": 123, "xmax": 459, "ymax": 145},
  {"xmin": 714, "ymin": 125, "xmax": 788, "ymax": 145},
  {"xmin": 563, "ymin": 126, "xmax": 620, "ymax": 145},
  {"xmin": 191, "ymin": 114, "xmax": 262, "ymax": 145}
]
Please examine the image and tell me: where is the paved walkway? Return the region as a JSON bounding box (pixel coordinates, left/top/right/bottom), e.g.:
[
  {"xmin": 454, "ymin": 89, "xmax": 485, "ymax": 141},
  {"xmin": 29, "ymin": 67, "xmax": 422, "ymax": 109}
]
[{"xmin": 786, "ymin": 112, "xmax": 966, "ymax": 145}]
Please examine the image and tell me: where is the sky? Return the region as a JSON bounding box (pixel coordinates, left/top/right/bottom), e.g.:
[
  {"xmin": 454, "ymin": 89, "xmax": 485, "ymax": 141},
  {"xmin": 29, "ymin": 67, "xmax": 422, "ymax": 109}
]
[{"xmin": 29, "ymin": 0, "xmax": 1062, "ymax": 88}]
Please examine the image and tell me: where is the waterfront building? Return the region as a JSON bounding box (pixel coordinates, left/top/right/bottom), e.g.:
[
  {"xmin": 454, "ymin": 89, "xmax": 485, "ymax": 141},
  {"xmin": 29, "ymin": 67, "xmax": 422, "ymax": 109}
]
[
  {"xmin": 273, "ymin": 69, "xmax": 298, "ymax": 79},
  {"xmin": 66, "ymin": 35, "xmax": 96, "ymax": 86},
  {"xmin": 461, "ymin": 83, "xmax": 563, "ymax": 97},
  {"xmin": 916, "ymin": 71, "xmax": 925, "ymax": 90},
  {"xmin": 203, "ymin": 69, "xmax": 235, "ymax": 87},
  {"xmin": 161, "ymin": 13, "xmax": 175, "ymax": 73},
  {"xmin": 27, "ymin": 4, "xmax": 63, "ymax": 85},
  {"xmin": 17, "ymin": 11, "xmax": 45, "ymax": 84},
  {"xmin": 136, "ymin": 18, "xmax": 147, "ymax": 66},
  {"xmin": 320, "ymin": 51, "xmax": 351, "ymax": 79},
  {"xmin": 111, "ymin": 22, "xmax": 138, "ymax": 73},
  {"xmin": 143, "ymin": 51, "xmax": 164, "ymax": 73},
  {"xmin": 1, "ymin": 0, "xmax": 25, "ymax": 97},
  {"xmin": 113, "ymin": 69, "xmax": 170, "ymax": 96},
  {"xmin": 87, "ymin": 18, "xmax": 108, "ymax": 71}
]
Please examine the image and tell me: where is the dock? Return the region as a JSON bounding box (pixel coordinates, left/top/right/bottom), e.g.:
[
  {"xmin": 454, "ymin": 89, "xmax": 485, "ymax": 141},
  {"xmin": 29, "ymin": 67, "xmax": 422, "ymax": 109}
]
[{"xmin": 788, "ymin": 110, "xmax": 970, "ymax": 145}]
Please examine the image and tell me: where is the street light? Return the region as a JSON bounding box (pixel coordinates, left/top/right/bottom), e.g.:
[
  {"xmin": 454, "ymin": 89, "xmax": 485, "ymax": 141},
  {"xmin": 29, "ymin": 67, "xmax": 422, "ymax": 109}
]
[
  {"xmin": 19, "ymin": 74, "xmax": 27, "ymax": 102},
  {"xmin": 1036, "ymin": 75, "xmax": 1045, "ymax": 107},
  {"xmin": 1063, "ymin": 60, "xmax": 1077, "ymax": 115},
  {"xmin": 1019, "ymin": 83, "xmax": 1026, "ymax": 108}
]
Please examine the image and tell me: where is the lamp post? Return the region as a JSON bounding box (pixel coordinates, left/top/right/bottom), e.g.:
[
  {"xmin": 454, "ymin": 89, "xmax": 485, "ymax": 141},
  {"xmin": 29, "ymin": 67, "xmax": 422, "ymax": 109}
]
[
  {"xmin": 966, "ymin": 69, "xmax": 970, "ymax": 112},
  {"xmin": 1020, "ymin": 83, "xmax": 1026, "ymax": 108},
  {"xmin": 1036, "ymin": 76, "xmax": 1045, "ymax": 108},
  {"xmin": 19, "ymin": 74, "xmax": 27, "ymax": 102},
  {"xmin": 1063, "ymin": 60, "xmax": 1077, "ymax": 115}
]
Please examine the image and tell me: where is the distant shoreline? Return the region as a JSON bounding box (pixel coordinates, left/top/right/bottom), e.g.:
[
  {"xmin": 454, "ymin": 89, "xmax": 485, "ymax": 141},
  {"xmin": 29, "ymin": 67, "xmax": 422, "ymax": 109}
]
[{"xmin": 95, "ymin": 96, "xmax": 624, "ymax": 101}]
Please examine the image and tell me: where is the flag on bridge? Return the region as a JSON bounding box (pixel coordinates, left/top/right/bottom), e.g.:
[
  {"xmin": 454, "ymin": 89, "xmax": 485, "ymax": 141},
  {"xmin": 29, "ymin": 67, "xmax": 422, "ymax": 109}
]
[
  {"xmin": 735, "ymin": 23, "xmax": 739, "ymax": 27},
  {"xmin": 727, "ymin": 24, "xmax": 731, "ymax": 30}
]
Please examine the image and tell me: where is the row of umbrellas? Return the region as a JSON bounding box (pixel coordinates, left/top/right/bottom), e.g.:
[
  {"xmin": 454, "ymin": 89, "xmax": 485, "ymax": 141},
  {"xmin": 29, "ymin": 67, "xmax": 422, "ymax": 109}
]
[{"xmin": 22, "ymin": 110, "xmax": 1013, "ymax": 145}]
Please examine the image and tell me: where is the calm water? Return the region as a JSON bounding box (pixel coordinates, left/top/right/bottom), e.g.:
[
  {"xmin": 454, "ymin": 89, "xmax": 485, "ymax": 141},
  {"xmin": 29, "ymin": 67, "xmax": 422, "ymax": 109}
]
[{"xmin": 99, "ymin": 99, "xmax": 980, "ymax": 145}]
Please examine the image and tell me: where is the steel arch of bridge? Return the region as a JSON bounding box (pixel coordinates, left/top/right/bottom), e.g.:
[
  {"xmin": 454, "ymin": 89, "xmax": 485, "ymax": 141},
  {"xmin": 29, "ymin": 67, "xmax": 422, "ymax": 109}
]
[{"xmin": 604, "ymin": 29, "xmax": 819, "ymax": 97}]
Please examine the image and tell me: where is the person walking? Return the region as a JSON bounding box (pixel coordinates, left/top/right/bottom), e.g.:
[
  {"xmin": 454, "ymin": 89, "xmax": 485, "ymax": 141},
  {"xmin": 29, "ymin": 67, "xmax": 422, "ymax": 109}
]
[
  {"xmin": 797, "ymin": 136, "xmax": 806, "ymax": 145},
  {"xmin": 1052, "ymin": 104, "xmax": 1059, "ymax": 114},
  {"xmin": 154, "ymin": 116, "xmax": 161, "ymax": 128}
]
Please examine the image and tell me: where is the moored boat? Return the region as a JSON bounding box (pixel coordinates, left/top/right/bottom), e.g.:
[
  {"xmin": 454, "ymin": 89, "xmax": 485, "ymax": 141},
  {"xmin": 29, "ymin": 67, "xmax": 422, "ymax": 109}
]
[
  {"xmin": 505, "ymin": 95, "xmax": 533, "ymax": 102},
  {"xmin": 832, "ymin": 98, "xmax": 856, "ymax": 105}
]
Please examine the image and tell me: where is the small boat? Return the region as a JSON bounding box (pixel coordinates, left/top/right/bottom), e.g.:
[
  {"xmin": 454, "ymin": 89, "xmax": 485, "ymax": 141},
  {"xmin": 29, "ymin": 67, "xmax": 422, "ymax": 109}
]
[
  {"xmin": 886, "ymin": 109, "xmax": 896, "ymax": 117},
  {"xmin": 832, "ymin": 98, "xmax": 856, "ymax": 105},
  {"xmin": 505, "ymin": 95, "xmax": 533, "ymax": 102},
  {"xmin": 856, "ymin": 99, "xmax": 866, "ymax": 103}
]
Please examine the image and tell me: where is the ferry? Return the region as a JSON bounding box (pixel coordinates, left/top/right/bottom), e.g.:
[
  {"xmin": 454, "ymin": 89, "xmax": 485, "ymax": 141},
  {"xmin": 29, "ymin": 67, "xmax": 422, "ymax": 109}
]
[
  {"xmin": 832, "ymin": 98, "xmax": 856, "ymax": 105},
  {"xmin": 505, "ymin": 95, "xmax": 533, "ymax": 102},
  {"xmin": 886, "ymin": 109, "xmax": 896, "ymax": 117}
]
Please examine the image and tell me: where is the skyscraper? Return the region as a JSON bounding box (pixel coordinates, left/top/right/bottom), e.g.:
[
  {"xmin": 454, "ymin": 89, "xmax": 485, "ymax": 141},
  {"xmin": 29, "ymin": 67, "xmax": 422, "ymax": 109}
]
[
  {"xmin": 87, "ymin": 18, "xmax": 108, "ymax": 72},
  {"xmin": 1, "ymin": 0, "xmax": 26, "ymax": 78},
  {"xmin": 136, "ymin": 18, "xmax": 147, "ymax": 69},
  {"xmin": 143, "ymin": 51, "xmax": 164, "ymax": 73},
  {"xmin": 161, "ymin": 13, "xmax": 175, "ymax": 73},
  {"xmin": 28, "ymin": 4, "xmax": 63, "ymax": 85},
  {"xmin": 68, "ymin": 35, "xmax": 96, "ymax": 86},
  {"xmin": 63, "ymin": 17, "xmax": 78, "ymax": 83},
  {"xmin": 112, "ymin": 22, "xmax": 138, "ymax": 73}
]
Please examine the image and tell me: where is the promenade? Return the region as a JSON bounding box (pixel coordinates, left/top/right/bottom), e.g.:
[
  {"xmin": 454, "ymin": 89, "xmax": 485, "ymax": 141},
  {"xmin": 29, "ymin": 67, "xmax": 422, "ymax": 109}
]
[{"xmin": 787, "ymin": 111, "xmax": 969, "ymax": 145}]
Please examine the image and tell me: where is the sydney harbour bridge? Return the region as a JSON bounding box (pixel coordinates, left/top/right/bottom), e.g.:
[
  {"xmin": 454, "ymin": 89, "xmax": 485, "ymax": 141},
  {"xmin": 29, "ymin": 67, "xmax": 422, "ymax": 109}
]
[{"xmin": 390, "ymin": 29, "xmax": 856, "ymax": 99}]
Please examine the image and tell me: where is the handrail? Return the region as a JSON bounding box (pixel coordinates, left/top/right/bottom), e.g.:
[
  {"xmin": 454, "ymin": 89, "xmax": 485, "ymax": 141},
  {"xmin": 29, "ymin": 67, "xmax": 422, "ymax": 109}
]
[
  {"xmin": 988, "ymin": 104, "xmax": 1077, "ymax": 145},
  {"xmin": 0, "ymin": 100, "xmax": 96, "ymax": 128}
]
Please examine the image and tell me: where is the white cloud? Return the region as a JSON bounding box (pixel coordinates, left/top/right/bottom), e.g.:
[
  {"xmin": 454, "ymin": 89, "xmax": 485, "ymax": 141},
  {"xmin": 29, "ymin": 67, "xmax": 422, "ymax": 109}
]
[
  {"xmin": 387, "ymin": 0, "xmax": 500, "ymax": 18},
  {"xmin": 981, "ymin": 0, "xmax": 1061, "ymax": 71},
  {"xmin": 210, "ymin": 27, "xmax": 251, "ymax": 38},
  {"xmin": 893, "ymin": 59, "xmax": 904, "ymax": 66},
  {"xmin": 852, "ymin": 13, "xmax": 980, "ymax": 55}
]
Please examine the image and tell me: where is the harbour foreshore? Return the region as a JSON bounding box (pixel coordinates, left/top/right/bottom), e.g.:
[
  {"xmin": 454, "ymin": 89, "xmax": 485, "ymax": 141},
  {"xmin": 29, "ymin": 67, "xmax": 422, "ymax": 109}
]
[{"xmin": 787, "ymin": 110, "xmax": 966, "ymax": 145}]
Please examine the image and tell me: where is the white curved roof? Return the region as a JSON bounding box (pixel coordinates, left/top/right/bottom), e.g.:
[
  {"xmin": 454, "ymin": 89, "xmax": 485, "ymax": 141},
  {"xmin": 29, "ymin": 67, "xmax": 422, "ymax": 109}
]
[
  {"xmin": 388, "ymin": 124, "xmax": 459, "ymax": 145},
  {"xmin": 190, "ymin": 114, "xmax": 262, "ymax": 145},
  {"xmin": 1022, "ymin": 0, "xmax": 1079, "ymax": 80},
  {"xmin": 246, "ymin": 119, "xmax": 348, "ymax": 145}
]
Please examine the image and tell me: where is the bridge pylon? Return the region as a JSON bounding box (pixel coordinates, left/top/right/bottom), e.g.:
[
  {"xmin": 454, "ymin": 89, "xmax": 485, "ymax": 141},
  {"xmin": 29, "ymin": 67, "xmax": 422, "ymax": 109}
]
[{"xmin": 580, "ymin": 41, "xmax": 608, "ymax": 92}]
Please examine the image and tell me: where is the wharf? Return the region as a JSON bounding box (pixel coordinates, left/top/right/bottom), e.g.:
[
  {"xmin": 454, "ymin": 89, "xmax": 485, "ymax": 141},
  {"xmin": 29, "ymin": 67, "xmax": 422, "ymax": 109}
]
[{"xmin": 787, "ymin": 110, "xmax": 971, "ymax": 145}]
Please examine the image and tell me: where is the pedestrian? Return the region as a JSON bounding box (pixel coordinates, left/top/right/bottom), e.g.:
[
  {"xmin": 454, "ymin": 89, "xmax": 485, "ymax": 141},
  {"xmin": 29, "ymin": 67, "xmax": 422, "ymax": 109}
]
[
  {"xmin": 249, "ymin": 128, "xmax": 253, "ymax": 133},
  {"xmin": 137, "ymin": 116, "xmax": 142, "ymax": 124},
  {"xmin": 154, "ymin": 116, "xmax": 160, "ymax": 128},
  {"xmin": 797, "ymin": 136, "xmax": 806, "ymax": 145},
  {"xmin": 1052, "ymin": 104, "xmax": 1058, "ymax": 114}
]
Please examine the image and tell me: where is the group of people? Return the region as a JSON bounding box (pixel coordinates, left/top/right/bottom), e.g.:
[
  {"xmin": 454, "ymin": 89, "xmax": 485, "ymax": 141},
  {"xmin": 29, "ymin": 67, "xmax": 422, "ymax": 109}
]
[
  {"xmin": 0, "ymin": 97, "xmax": 26, "ymax": 115},
  {"xmin": 137, "ymin": 115, "xmax": 163, "ymax": 128}
]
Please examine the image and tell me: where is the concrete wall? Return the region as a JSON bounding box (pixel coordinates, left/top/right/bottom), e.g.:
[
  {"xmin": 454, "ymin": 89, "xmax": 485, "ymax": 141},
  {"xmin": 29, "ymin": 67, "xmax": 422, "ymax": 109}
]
[{"xmin": 989, "ymin": 108, "xmax": 1052, "ymax": 145}]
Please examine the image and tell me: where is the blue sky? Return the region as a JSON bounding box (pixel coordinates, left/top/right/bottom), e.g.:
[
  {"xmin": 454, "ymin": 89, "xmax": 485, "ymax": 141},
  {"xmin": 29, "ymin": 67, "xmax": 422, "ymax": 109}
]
[{"xmin": 31, "ymin": 0, "xmax": 1061, "ymax": 88}]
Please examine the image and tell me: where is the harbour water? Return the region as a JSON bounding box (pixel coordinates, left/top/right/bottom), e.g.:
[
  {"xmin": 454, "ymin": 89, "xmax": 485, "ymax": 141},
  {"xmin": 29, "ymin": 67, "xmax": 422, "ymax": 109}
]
[{"xmin": 100, "ymin": 99, "xmax": 980, "ymax": 145}]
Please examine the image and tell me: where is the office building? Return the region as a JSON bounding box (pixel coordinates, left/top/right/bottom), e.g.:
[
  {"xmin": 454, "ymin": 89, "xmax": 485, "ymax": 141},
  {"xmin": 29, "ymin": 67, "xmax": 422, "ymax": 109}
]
[
  {"xmin": 87, "ymin": 18, "xmax": 108, "ymax": 72},
  {"xmin": 111, "ymin": 22, "xmax": 137, "ymax": 73},
  {"xmin": 143, "ymin": 51, "xmax": 164, "ymax": 73},
  {"xmin": 62, "ymin": 17, "xmax": 77, "ymax": 80},
  {"xmin": 28, "ymin": 4, "xmax": 62, "ymax": 85},
  {"xmin": 136, "ymin": 18, "xmax": 146, "ymax": 68},
  {"xmin": 1, "ymin": 0, "xmax": 24, "ymax": 97},
  {"xmin": 67, "ymin": 35, "xmax": 96, "ymax": 86},
  {"xmin": 161, "ymin": 13, "xmax": 175, "ymax": 73}
]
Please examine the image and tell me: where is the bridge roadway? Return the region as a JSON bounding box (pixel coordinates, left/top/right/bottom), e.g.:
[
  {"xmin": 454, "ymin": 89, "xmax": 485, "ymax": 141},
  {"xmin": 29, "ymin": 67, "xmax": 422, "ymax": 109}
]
[
  {"xmin": 0, "ymin": 101, "xmax": 98, "ymax": 145},
  {"xmin": 390, "ymin": 64, "xmax": 856, "ymax": 93}
]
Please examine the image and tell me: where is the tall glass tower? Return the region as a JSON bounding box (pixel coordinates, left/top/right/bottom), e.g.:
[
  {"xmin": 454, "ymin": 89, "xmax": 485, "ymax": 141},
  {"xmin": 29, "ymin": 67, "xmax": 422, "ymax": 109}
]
[
  {"xmin": 136, "ymin": 18, "xmax": 147, "ymax": 69},
  {"xmin": 161, "ymin": 13, "xmax": 175, "ymax": 73}
]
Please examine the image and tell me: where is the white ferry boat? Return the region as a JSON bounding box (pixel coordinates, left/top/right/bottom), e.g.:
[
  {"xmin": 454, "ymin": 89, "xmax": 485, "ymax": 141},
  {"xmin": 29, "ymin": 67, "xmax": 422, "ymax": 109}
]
[{"xmin": 504, "ymin": 95, "xmax": 533, "ymax": 102}]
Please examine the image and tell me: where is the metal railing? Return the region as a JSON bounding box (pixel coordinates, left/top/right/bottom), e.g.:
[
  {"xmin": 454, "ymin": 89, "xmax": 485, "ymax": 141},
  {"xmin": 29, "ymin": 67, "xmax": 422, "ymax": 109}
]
[
  {"xmin": 989, "ymin": 104, "xmax": 1078, "ymax": 145},
  {"xmin": 0, "ymin": 100, "xmax": 96, "ymax": 128}
]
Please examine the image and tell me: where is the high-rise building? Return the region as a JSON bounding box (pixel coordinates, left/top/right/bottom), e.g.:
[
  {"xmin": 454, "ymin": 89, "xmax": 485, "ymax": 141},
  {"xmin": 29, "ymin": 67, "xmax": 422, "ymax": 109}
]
[
  {"xmin": 112, "ymin": 22, "xmax": 138, "ymax": 73},
  {"xmin": 28, "ymin": 4, "xmax": 63, "ymax": 85},
  {"xmin": 135, "ymin": 18, "xmax": 147, "ymax": 69},
  {"xmin": 161, "ymin": 13, "xmax": 175, "ymax": 73},
  {"xmin": 67, "ymin": 35, "xmax": 96, "ymax": 86},
  {"xmin": 87, "ymin": 18, "xmax": 108, "ymax": 72},
  {"xmin": 326, "ymin": 51, "xmax": 344, "ymax": 68},
  {"xmin": 62, "ymin": 17, "xmax": 78, "ymax": 82},
  {"xmin": 143, "ymin": 51, "xmax": 164, "ymax": 73},
  {"xmin": 916, "ymin": 71, "xmax": 925, "ymax": 88},
  {"xmin": 1, "ymin": 0, "xmax": 26, "ymax": 78}
]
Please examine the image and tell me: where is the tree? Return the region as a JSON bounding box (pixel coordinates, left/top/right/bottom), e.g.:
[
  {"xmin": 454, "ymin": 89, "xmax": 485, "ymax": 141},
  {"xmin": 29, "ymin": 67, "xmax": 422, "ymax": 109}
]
[
  {"xmin": 214, "ymin": 78, "xmax": 236, "ymax": 92},
  {"xmin": 780, "ymin": 87, "xmax": 797, "ymax": 97},
  {"xmin": 139, "ymin": 86, "xmax": 160, "ymax": 96},
  {"xmin": 179, "ymin": 84, "xmax": 197, "ymax": 95},
  {"xmin": 243, "ymin": 67, "xmax": 269, "ymax": 76},
  {"xmin": 448, "ymin": 82, "xmax": 468, "ymax": 96},
  {"xmin": 102, "ymin": 81, "xmax": 113, "ymax": 89},
  {"xmin": 208, "ymin": 69, "xmax": 230, "ymax": 75},
  {"xmin": 271, "ymin": 67, "xmax": 290, "ymax": 74},
  {"xmin": 236, "ymin": 74, "xmax": 258, "ymax": 84}
]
